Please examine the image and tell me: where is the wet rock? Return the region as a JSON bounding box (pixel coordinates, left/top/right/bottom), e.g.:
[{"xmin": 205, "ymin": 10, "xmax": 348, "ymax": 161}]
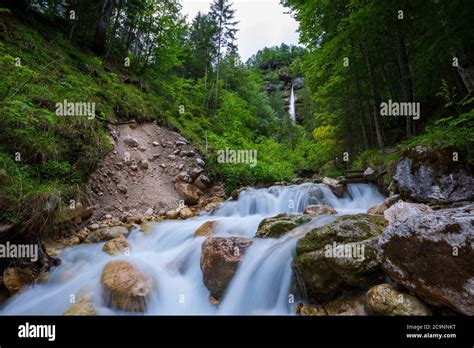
[
  {"xmin": 102, "ymin": 235, "xmax": 130, "ymax": 255},
  {"xmin": 379, "ymin": 205, "xmax": 474, "ymax": 315},
  {"xmin": 64, "ymin": 296, "xmax": 97, "ymax": 316},
  {"xmin": 123, "ymin": 136, "xmax": 140, "ymax": 148},
  {"xmin": 194, "ymin": 221, "xmax": 215, "ymax": 238},
  {"xmin": 365, "ymin": 284, "xmax": 431, "ymax": 316},
  {"xmin": 293, "ymin": 214, "xmax": 387, "ymax": 302},
  {"xmin": 175, "ymin": 182, "xmax": 203, "ymax": 205},
  {"xmin": 255, "ymin": 213, "xmax": 311, "ymax": 238},
  {"xmin": 3, "ymin": 267, "xmax": 37, "ymax": 295},
  {"xmin": 101, "ymin": 260, "xmax": 153, "ymax": 312},
  {"xmin": 383, "ymin": 201, "xmax": 432, "ymax": 224},
  {"xmin": 200, "ymin": 237, "xmax": 253, "ymax": 299},
  {"xmin": 295, "ymin": 303, "xmax": 327, "ymax": 316},
  {"xmin": 303, "ymin": 204, "xmax": 337, "ymax": 217},
  {"xmin": 323, "ymin": 177, "xmax": 346, "ymax": 197}
]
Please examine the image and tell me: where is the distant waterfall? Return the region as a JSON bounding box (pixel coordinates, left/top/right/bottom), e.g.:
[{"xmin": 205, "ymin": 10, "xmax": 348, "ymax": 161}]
[{"xmin": 289, "ymin": 84, "xmax": 296, "ymax": 122}]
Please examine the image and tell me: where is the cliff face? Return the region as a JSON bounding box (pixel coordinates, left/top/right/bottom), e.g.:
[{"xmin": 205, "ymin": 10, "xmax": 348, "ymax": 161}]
[{"xmin": 261, "ymin": 63, "xmax": 304, "ymax": 123}]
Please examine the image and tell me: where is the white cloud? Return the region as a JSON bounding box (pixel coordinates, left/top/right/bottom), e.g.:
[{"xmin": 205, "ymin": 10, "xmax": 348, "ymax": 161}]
[{"xmin": 180, "ymin": 0, "xmax": 300, "ymax": 61}]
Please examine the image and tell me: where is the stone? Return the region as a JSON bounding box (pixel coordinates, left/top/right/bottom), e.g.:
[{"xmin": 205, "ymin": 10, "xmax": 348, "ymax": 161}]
[
  {"xmin": 144, "ymin": 208, "xmax": 154, "ymax": 216},
  {"xmin": 365, "ymin": 284, "xmax": 431, "ymax": 316},
  {"xmin": 101, "ymin": 260, "xmax": 153, "ymax": 312},
  {"xmin": 165, "ymin": 210, "xmax": 179, "ymax": 219},
  {"xmin": 88, "ymin": 223, "xmax": 100, "ymax": 231},
  {"xmin": 175, "ymin": 141, "xmax": 187, "ymax": 146},
  {"xmin": 117, "ymin": 185, "xmax": 128, "ymax": 194},
  {"xmin": 303, "ymin": 204, "xmax": 337, "ymax": 217},
  {"xmin": 323, "ymin": 177, "xmax": 346, "ymax": 197},
  {"xmin": 138, "ymin": 145, "xmax": 147, "ymax": 152},
  {"xmin": 102, "ymin": 235, "xmax": 130, "ymax": 255},
  {"xmin": 130, "ymin": 164, "xmax": 138, "ymax": 171},
  {"xmin": 379, "ymin": 205, "xmax": 474, "ymax": 315},
  {"xmin": 86, "ymin": 226, "xmax": 129, "ymax": 243},
  {"xmin": 177, "ymin": 171, "xmax": 192, "ymax": 183},
  {"xmin": 139, "ymin": 160, "xmax": 149, "ymax": 170},
  {"xmin": 190, "ymin": 167, "xmax": 204, "ymax": 179},
  {"xmin": 179, "ymin": 207, "xmax": 194, "ymax": 219},
  {"xmin": 175, "ymin": 182, "xmax": 203, "ymax": 205},
  {"xmin": 3, "ymin": 267, "xmax": 37, "ymax": 295},
  {"xmin": 194, "ymin": 174, "xmax": 211, "ymax": 190},
  {"xmin": 64, "ymin": 296, "xmax": 97, "ymax": 316},
  {"xmin": 384, "ymin": 194, "xmax": 401, "ymax": 207},
  {"xmin": 200, "ymin": 237, "xmax": 253, "ymax": 299},
  {"xmin": 255, "ymin": 213, "xmax": 311, "ymax": 238},
  {"xmin": 196, "ymin": 158, "xmax": 205, "ymax": 167},
  {"xmin": 123, "ymin": 136, "xmax": 139, "ymax": 148},
  {"xmin": 367, "ymin": 203, "xmax": 388, "ymax": 215},
  {"xmin": 293, "ymin": 214, "xmax": 387, "ymax": 302},
  {"xmin": 393, "ymin": 148, "xmax": 474, "ymax": 204},
  {"xmin": 194, "ymin": 221, "xmax": 215, "ymax": 238},
  {"xmin": 383, "ymin": 201, "xmax": 432, "ymax": 224},
  {"xmin": 152, "ymin": 141, "xmax": 159, "ymax": 146}
]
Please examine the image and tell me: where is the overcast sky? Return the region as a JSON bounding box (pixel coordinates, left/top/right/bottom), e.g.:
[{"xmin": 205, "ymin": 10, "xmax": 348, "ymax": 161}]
[{"xmin": 180, "ymin": 0, "xmax": 300, "ymax": 62}]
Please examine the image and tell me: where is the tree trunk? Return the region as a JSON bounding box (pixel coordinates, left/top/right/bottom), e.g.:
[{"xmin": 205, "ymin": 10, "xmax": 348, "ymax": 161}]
[
  {"xmin": 362, "ymin": 42, "xmax": 385, "ymax": 149},
  {"xmin": 93, "ymin": 0, "xmax": 115, "ymax": 55},
  {"xmin": 393, "ymin": 19, "xmax": 415, "ymax": 138},
  {"xmin": 105, "ymin": 0, "xmax": 122, "ymax": 59}
]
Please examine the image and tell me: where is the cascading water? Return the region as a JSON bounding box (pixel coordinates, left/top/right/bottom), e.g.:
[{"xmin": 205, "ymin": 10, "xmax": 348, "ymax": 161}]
[
  {"xmin": 289, "ymin": 84, "xmax": 296, "ymax": 122},
  {"xmin": 0, "ymin": 183, "xmax": 385, "ymax": 315}
]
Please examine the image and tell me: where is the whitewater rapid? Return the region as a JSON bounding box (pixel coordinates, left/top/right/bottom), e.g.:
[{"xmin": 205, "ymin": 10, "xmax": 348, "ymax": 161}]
[{"xmin": 0, "ymin": 183, "xmax": 385, "ymax": 315}]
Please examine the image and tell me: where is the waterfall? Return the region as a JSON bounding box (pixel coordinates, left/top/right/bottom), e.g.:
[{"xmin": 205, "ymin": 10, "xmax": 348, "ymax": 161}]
[
  {"xmin": 289, "ymin": 84, "xmax": 296, "ymax": 122},
  {"xmin": 0, "ymin": 183, "xmax": 385, "ymax": 315}
]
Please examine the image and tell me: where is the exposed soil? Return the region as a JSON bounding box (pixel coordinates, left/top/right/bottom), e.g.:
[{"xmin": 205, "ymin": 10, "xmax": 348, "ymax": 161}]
[{"xmin": 84, "ymin": 122, "xmax": 210, "ymax": 221}]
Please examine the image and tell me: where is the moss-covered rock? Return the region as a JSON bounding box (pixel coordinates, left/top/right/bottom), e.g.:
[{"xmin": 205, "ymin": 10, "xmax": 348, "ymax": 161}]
[
  {"xmin": 365, "ymin": 284, "xmax": 431, "ymax": 316},
  {"xmin": 293, "ymin": 214, "xmax": 387, "ymax": 303},
  {"xmin": 255, "ymin": 213, "xmax": 311, "ymax": 238}
]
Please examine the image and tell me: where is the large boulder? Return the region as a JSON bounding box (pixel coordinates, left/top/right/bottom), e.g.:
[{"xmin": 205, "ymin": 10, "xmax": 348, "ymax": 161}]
[
  {"xmin": 393, "ymin": 147, "xmax": 474, "ymax": 204},
  {"xmin": 293, "ymin": 214, "xmax": 387, "ymax": 303},
  {"xmin": 175, "ymin": 182, "xmax": 203, "ymax": 205},
  {"xmin": 255, "ymin": 213, "xmax": 311, "ymax": 238},
  {"xmin": 383, "ymin": 201, "xmax": 432, "ymax": 224},
  {"xmin": 365, "ymin": 284, "xmax": 431, "ymax": 316},
  {"xmin": 379, "ymin": 205, "xmax": 474, "ymax": 315},
  {"xmin": 101, "ymin": 260, "xmax": 153, "ymax": 312},
  {"xmin": 303, "ymin": 204, "xmax": 337, "ymax": 217},
  {"xmin": 200, "ymin": 237, "xmax": 252, "ymax": 299}
]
